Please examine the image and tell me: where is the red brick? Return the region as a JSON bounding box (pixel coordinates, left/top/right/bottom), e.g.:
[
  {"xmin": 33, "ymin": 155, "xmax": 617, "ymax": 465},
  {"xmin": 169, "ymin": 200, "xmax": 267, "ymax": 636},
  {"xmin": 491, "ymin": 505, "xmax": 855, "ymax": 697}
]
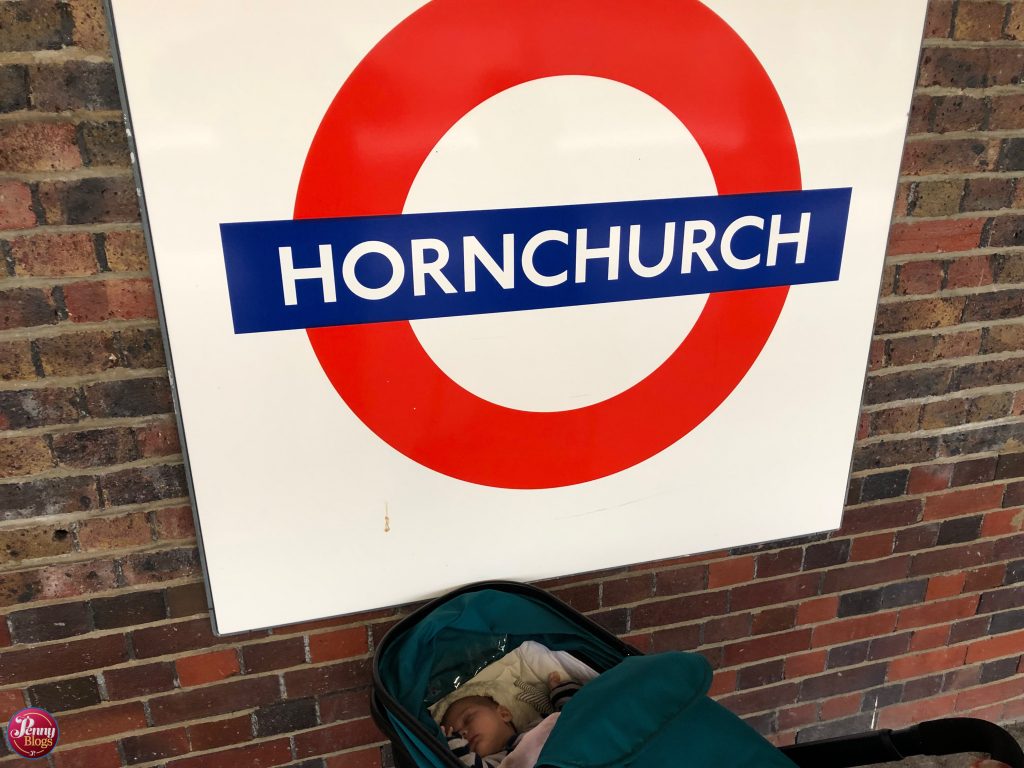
[
  {"xmin": 926, "ymin": 573, "xmax": 966, "ymax": 600},
  {"xmin": 176, "ymin": 648, "xmax": 241, "ymax": 687},
  {"xmin": 777, "ymin": 703, "xmax": 818, "ymax": 733},
  {"xmin": 954, "ymin": 1, "xmax": 1009, "ymax": 40},
  {"xmin": 923, "ymin": 485, "xmax": 1006, "ymax": 520},
  {"xmin": 956, "ymin": 676, "xmax": 1024, "ymax": 712},
  {"xmin": 877, "ymin": 693, "xmax": 957, "ymax": 729},
  {"xmin": 549, "ymin": 583, "xmax": 599, "ymax": 613},
  {"xmin": 924, "ymin": 1, "xmax": 954, "ymax": 37},
  {"xmin": 63, "ymin": 278, "xmax": 157, "ymax": 322},
  {"xmin": 631, "ymin": 591, "xmax": 728, "ymax": 629},
  {"xmin": 964, "ymin": 563, "xmax": 1008, "ymax": 593},
  {"xmin": 849, "ymin": 533, "xmax": 894, "ymax": 562},
  {"xmin": 0, "ymin": 633, "xmax": 127, "ymax": 686},
  {"xmin": 58, "ymin": 701, "xmax": 147, "ymax": 744},
  {"xmin": 751, "ymin": 606, "xmax": 796, "ymax": 635},
  {"xmin": 901, "ymin": 140, "xmax": 997, "ymax": 177},
  {"xmin": 897, "ymin": 595, "xmax": 979, "ymax": 630},
  {"xmin": 909, "ymin": 464, "xmax": 954, "ymax": 494},
  {"xmin": 309, "ymin": 626, "xmax": 369, "ymax": 663},
  {"xmin": 0, "ymin": 688, "xmax": 25, "ymax": 715},
  {"xmin": 702, "ymin": 614, "xmax": 750, "ymax": 644},
  {"xmin": 52, "ymin": 742, "xmax": 122, "ymax": 768},
  {"xmin": 103, "ymin": 662, "xmax": 176, "ymax": 699},
  {"xmin": 187, "ymin": 713, "xmax": 252, "ymax": 751},
  {"xmin": 76, "ymin": 511, "xmax": 152, "ymax": 551},
  {"xmin": 132, "ymin": 617, "xmax": 217, "ymax": 658},
  {"xmin": 722, "ymin": 629, "xmax": 812, "ymax": 666},
  {"xmin": 166, "ymin": 737, "xmax": 292, "ymax": 768},
  {"xmin": 9, "ymin": 232, "xmax": 98, "ymax": 276},
  {"xmin": 889, "ymin": 645, "xmax": 968, "ymax": 681},
  {"xmin": 709, "ymin": 556, "xmax": 755, "ymax": 588},
  {"xmin": 326, "ymin": 747, "xmax": 383, "ymax": 768},
  {"xmin": 981, "ymin": 508, "xmax": 1024, "ymax": 537},
  {"xmin": 0, "ymin": 181, "xmax": 36, "ymax": 229},
  {"xmin": 135, "ymin": 417, "xmax": 181, "ymax": 458},
  {"xmin": 820, "ymin": 692, "xmax": 861, "ymax": 720},
  {"xmin": 149, "ymin": 676, "xmax": 280, "ymax": 726},
  {"xmin": 0, "ymin": 122, "xmax": 81, "ymax": 172},
  {"xmin": 784, "ymin": 650, "xmax": 827, "ymax": 680},
  {"xmin": 242, "ymin": 637, "xmax": 306, "ymax": 673},
  {"xmin": 811, "ymin": 612, "xmax": 897, "ymax": 648},
  {"xmin": 796, "ymin": 596, "xmax": 838, "ymax": 626},
  {"xmin": 601, "ymin": 574, "xmax": 652, "ymax": 605},
  {"xmin": 153, "ymin": 506, "xmax": 197, "ymax": 541},
  {"xmin": 946, "ymin": 254, "xmax": 993, "ymax": 289},
  {"xmin": 708, "ymin": 668, "xmax": 737, "ymax": 697},
  {"xmin": 897, "ymin": 260, "xmax": 944, "ymax": 294},
  {"xmin": 294, "ymin": 717, "xmax": 383, "ymax": 759},
  {"xmin": 909, "ymin": 625, "xmax": 950, "ymax": 651},
  {"xmin": 121, "ymin": 727, "xmax": 190, "ymax": 763},
  {"xmin": 966, "ymin": 629, "xmax": 1024, "ymax": 663},
  {"xmin": 730, "ymin": 573, "xmax": 820, "ymax": 612},
  {"xmin": 822, "ymin": 556, "xmax": 911, "ymax": 593},
  {"xmin": 910, "ymin": 540, "xmax": 997, "ymax": 577},
  {"xmin": 654, "ymin": 565, "xmax": 706, "ymax": 595}
]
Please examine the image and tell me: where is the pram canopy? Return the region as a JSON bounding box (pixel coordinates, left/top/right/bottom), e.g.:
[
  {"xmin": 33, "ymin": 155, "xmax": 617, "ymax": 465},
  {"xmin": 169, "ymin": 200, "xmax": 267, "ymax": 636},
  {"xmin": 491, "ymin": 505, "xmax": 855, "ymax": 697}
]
[{"xmin": 371, "ymin": 581, "xmax": 1024, "ymax": 768}]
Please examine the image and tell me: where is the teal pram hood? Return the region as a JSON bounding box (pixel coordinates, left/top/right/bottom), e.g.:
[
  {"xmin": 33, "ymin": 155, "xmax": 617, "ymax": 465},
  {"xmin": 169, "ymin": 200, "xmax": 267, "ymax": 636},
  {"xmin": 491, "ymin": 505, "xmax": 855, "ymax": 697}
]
[{"xmin": 373, "ymin": 585, "xmax": 795, "ymax": 768}]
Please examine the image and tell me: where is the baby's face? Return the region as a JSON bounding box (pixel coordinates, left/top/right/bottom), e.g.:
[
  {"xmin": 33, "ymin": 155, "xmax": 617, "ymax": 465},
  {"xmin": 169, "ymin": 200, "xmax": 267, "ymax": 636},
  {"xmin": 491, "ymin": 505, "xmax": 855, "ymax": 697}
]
[{"xmin": 443, "ymin": 698, "xmax": 516, "ymax": 756}]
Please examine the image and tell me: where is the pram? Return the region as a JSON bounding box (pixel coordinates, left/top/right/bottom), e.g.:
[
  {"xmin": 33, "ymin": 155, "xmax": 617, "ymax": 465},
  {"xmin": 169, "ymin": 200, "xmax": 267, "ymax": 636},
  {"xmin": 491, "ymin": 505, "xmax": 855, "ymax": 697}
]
[{"xmin": 371, "ymin": 581, "xmax": 1024, "ymax": 768}]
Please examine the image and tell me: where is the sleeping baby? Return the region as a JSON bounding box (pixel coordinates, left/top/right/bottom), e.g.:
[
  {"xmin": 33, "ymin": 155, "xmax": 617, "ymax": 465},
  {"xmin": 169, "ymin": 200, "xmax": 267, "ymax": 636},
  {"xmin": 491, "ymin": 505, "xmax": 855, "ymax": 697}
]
[{"xmin": 440, "ymin": 672, "xmax": 580, "ymax": 768}]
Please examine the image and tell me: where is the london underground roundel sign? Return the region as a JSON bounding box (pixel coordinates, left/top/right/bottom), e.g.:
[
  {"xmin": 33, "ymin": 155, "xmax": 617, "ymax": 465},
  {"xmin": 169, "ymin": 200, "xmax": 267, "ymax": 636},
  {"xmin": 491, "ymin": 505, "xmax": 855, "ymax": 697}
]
[{"xmin": 297, "ymin": 0, "xmax": 798, "ymax": 489}]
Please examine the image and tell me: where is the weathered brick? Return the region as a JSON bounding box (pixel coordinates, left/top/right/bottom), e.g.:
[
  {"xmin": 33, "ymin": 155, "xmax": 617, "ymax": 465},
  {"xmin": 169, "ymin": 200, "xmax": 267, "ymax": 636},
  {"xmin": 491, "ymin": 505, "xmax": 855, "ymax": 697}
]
[
  {"xmin": 121, "ymin": 727, "xmax": 190, "ymax": 764},
  {"xmin": 77, "ymin": 510, "xmax": 153, "ymax": 551},
  {"xmin": 702, "ymin": 613, "xmax": 750, "ymax": 644},
  {"xmin": 990, "ymin": 93, "xmax": 1024, "ymax": 129},
  {"xmin": 961, "ymin": 179, "xmax": 1013, "ymax": 214},
  {"xmin": 154, "ymin": 508, "xmax": 197, "ymax": 544},
  {"xmin": 102, "ymin": 229, "xmax": 149, "ymax": 272},
  {"xmin": 911, "ymin": 541, "xmax": 998, "ymax": 577},
  {"xmin": 918, "ymin": 46, "xmax": 1024, "ymax": 88},
  {"xmin": 37, "ymin": 176, "xmax": 139, "ymax": 225},
  {"xmin": 0, "ymin": 523, "xmax": 74, "ymax": 561},
  {"xmin": 117, "ymin": 327, "xmax": 166, "ymax": 369},
  {"xmin": 654, "ymin": 564, "xmax": 706, "ymax": 595},
  {"xmin": 982, "ymin": 324, "xmax": 1024, "ymax": 354},
  {"xmin": 68, "ymin": 0, "xmax": 109, "ymax": 51},
  {"xmin": 51, "ymin": 426, "xmax": 137, "ymax": 469},
  {"xmin": 954, "ymin": 1, "xmax": 1009, "ymax": 40},
  {"xmin": 167, "ymin": 737, "xmax": 293, "ymax": 768},
  {"xmin": 941, "ymin": 421, "xmax": 1024, "ymax": 456},
  {"xmin": 0, "ymin": 65, "xmax": 30, "ymax": 112},
  {"xmin": 631, "ymin": 591, "xmax": 728, "ymax": 629},
  {"xmin": 8, "ymin": 232, "xmax": 98, "ymax": 276},
  {"xmin": 754, "ymin": 548, "xmax": 802, "ymax": 578},
  {"xmin": 719, "ymin": 680, "xmax": 798, "ymax": 714},
  {"xmin": 865, "ymin": 369, "xmax": 951, "ymax": 407},
  {"xmin": 851, "ymin": 437, "xmax": 938, "ymax": 472},
  {"xmin": 122, "ymin": 547, "xmax": 200, "ymax": 587},
  {"xmin": 601, "ymin": 573, "xmax": 652, "ymax": 605},
  {"xmin": 84, "ymin": 376, "xmax": 172, "ymax": 418},
  {"xmin": 79, "ymin": 120, "xmax": 130, "ymax": 166},
  {"xmin": 0, "ymin": 286, "xmax": 59, "ymax": 330},
  {"xmin": 962, "ymin": 289, "xmax": 1024, "ymax": 324},
  {"xmin": 52, "ymin": 741, "xmax": 122, "ymax": 768},
  {"xmin": 0, "ymin": 634, "xmax": 128, "ymax": 685},
  {"xmin": 254, "ymin": 697, "xmax": 317, "ymax": 737},
  {"xmin": 0, "ymin": 180, "xmax": 36, "ymax": 229},
  {"xmin": 988, "ymin": 215, "xmax": 1024, "ymax": 248},
  {"xmin": 283, "ymin": 658, "xmax": 372, "ymax": 698},
  {"xmin": 886, "ymin": 219, "xmax": 985, "ymax": 255},
  {"xmin": 0, "ymin": 121, "xmax": 80, "ymax": 172},
  {"xmin": 886, "ymin": 330, "xmax": 980, "ymax": 367},
  {"xmin": 0, "ymin": 1, "xmax": 70, "ymax": 51},
  {"xmin": 293, "ymin": 719, "xmax": 382, "ymax": 760},
  {"xmin": 822, "ymin": 556, "xmax": 912, "ymax": 593},
  {"xmin": 63, "ymin": 278, "xmax": 157, "ymax": 322},
  {"xmin": 950, "ymin": 456, "xmax": 998, "ymax": 487},
  {"xmin": 0, "ymin": 474, "xmax": 100, "ymax": 520},
  {"xmin": 859, "ymin": 470, "xmax": 908, "ymax": 501},
  {"xmin": 91, "ymin": 590, "xmax": 166, "ymax": 630},
  {"xmin": 35, "ymin": 329, "xmax": 120, "ymax": 376},
  {"xmin": 0, "ymin": 434, "xmax": 53, "ymax": 478},
  {"xmin": 1002, "ymin": 139, "xmax": 1024, "ymax": 172},
  {"xmin": 910, "ymin": 181, "xmax": 963, "ymax": 218},
  {"xmin": 921, "ymin": 398, "xmax": 968, "ymax": 430},
  {"xmin": 0, "ymin": 339, "xmax": 36, "ymax": 381},
  {"xmin": 29, "ymin": 61, "xmax": 119, "ymax": 111},
  {"xmin": 58, "ymin": 701, "xmax": 148, "ymax": 744},
  {"xmin": 799, "ymin": 663, "xmax": 887, "ymax": 701},
  {"xmin": 28, "ymin": 675, "xmax": 101, "ymax": 712},
  {"xmin": 103, "ymin": 661, "xmax": 176, "ymax": 699},
  {"xmin": 132, "ymin": 616, "xmax": 217, "ymax": 659},
  {"xmin": 841, "ymin": 500, "xmax": 922, "ymax": 535},
  {"xmin": 730, "ymin": 574, "xmax": 820, "ymax": 612},
  {"xmin": 9, "ymin": 601, "xmax": 91, "ymax": 643},
  {"xmin": 319, "ymin": 687, "xmax": 371, "ymax": 725},
  {"xmin": 164, "ymin": 581, "xmax": 206, "ymax": 617}
]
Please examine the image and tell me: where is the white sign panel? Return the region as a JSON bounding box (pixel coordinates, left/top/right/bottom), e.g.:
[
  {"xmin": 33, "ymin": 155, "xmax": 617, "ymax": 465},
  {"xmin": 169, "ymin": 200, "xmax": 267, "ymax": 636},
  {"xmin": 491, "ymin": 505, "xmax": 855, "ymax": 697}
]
[{"xmin": 108, "ymin": 0, "xmax": 928, "ymax": 633}]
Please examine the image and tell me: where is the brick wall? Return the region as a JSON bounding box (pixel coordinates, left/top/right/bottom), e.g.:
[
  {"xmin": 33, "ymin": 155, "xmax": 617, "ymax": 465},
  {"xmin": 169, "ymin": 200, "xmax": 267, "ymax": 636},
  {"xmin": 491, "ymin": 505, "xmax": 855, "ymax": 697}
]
[{"xmin": 0, "ymin": 0, "xmax": 1022, "ymax": 765}]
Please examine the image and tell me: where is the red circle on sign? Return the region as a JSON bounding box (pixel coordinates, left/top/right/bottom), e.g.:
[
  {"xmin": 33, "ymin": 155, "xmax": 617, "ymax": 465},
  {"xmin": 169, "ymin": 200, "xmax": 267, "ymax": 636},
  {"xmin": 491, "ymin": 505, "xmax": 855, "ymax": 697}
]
[
  {"xmin": 7, "ymin": 708, "xmax": 59, "ymax": 759},
  {"xmin": 297, "ymin": 0, "xmax": 800, "ymax": 489}
]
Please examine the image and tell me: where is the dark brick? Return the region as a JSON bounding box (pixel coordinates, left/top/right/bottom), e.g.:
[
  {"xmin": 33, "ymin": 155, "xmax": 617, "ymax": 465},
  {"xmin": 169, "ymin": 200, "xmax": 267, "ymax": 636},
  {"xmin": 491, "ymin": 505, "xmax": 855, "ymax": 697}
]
[
  {"xmin": 827, "ymin": 641, "xmax": 869, "ymax": 669},
  {"xmin": 962, "ymin": 177, "xmax": 1014, "ymax": 211},
  {"xmin": 842, "ymin": 501, "xmax": 922, "ymax": 535},
  {"xmin": 0, "ymin": 635, "xmax": 128, "ymax": 685},
  {"xmin": 949, "ymin": 615, "xmax": 991, "ymax": 644},
  {"xmin": 254, "ymin": 698, "xmax": 318, "ymax": 737},
  {"xmin": 979, "ymin": 586, "xmax": 1024, "ymax": 614},
  {"xmin": 951, "ymin": 457, "xmax": 998, "ymax": 487},
  {"xmin": 989, "ymin": 215, "xmax": 1024, "ymax": 248},
  {"xmin": 961, "ymin": 290, "xmax": 1024, "ymax": 324},
  {"xmin": 803, "ymin": 540, "xmax": 850, "ymax": 570},
  {"xmin": 0, "ymin": 1, "xmax": 70, "ymax": 51},
  {"xmin": 118, "ymin": 327, "xmax": 166, "ymax": 369},
  {"xmin": 38, "ymin": 176, "xmax": 139, "ymax": 225},
  {"xmin": 980, "ymin": 656, "xmax": 1021, "ymax": 684},
  {"xmin": 863, "ymin": 369, "xmax": 952, "ymax": 406},
  {"xmin": 894, "ymin": 523, "xmax": 939, "ymax": 553},
  {"xmin": 121, "ymin": 727, "xmax": 189, "ymax": 764},
  {"xmin": 0, "ymin": 287, "xmax": 58, "ymax": 330},
  {"xmin": 996, "ymin": 453, "xmax": 1024, "ymax": 481},
  {"xmin": 731, "ymin": 532, "xmax": 828, "ymax": 555},
  {"xmin": 988, "ymin": 609, "xmax": 1024, "ymax": 635},
  {"xmin": 868, "ymin": 633, "xmax": 912, "ymax": 661},
  {"xmin": 719, "ymin": 681, "xmax": 798, "ymax": 716},
  {"xmin": 860, "ymin": 470, "xmax": 909, "ymax": 501},
  {"xmin": 797, "ymin": 714, "xmax": 874, "ymax": 743},
  {"xmin": 122, "ymin": 547, "xmax": 200, "ymax": 586},
  {"xmin": 0, "ymin": 65, "xmax": 29, "ymax": 111},
  {"xmin": 589, "ymin": 608, "xmax": 628, "ymax": 635},
  {"xmin": 751, "ymin": 605, "xmax": 796, "ymax": 635},
  {"xmin": 799, "ymin": 664, "xmax": 887, "ymax": 701},
  {"xmin": 838, "ymin": 589, "xmax": 882, "ymax": 618},
  {"xmin": 8, "ymin": 600, "xmax": 92, "ymax": 643},
  {"xmin": 861, "ymin": 685, "xmax": 903, "ymax": 712},
  {"xmin": 879, "ymin": 580, "xmax": 928, "ymax": 609},
  {"xmin": 319, "ymin": 688, "xmax": 372, "ymax": 725},
  {"xmin": 104, "ymin": 661, "xmax": 176, "ymax": 699},
  {"xmin": 702, "ymin": 613, "xmax": 751, "ymax": 644},
  {"xmin": 91, "ymin": 590, "xmax": 166, "ymax": 629},
  {"xmin": 84, "ymin": 376, "xmax": 172, "ymax": 418},
  {"xmin": 51, "ymin": 427, "xmax": 138, "ymax": 468},
  {"xmin": 242, "ymin": 637, "xmax": 306, "ymax": 673},
  {"xmin": 936, "ymin": 515, "xmax": 983, "ymax": 546},
  {"xmin": 1006, "ymin": 560, "xmax": 1024, "ymax": 585},
  {"xmin": 0, "ymin": 474, "xmax": 99, "ymax": 520},
  {"xmin": 284, "ymin": 658, "xmax": 372, "ymax": 699},
  {"xmin": 78, "ymin": 120, "xmax": 130, "ymax": 166},
  {"xmin": 729, "ymin": 574, "xmax": 820, "ymax": 612},
  {"xmin": 132, "ymin": 617, "xmax": 216, "ymax": 659},
  {"xmin": 29, "ymin": 60, "xmax": 119, "ymax": 111},
  {"xmin": 28, "ymin": 675, "xmax": 100, "ymax": 712},
  {"xmin": 902, "ymin": 674, "xmax": 944, "ymax": 702},
  {"xmin": 0, "ymin": 387, "xmax": 83, "ymax": 430},
  {"xmin": 941, "ymin": 422, "xmax": 1024, "ymax": 457},
  {"xmin": 166, "ymin": 582, "xmax": 208, "ymax": 618},
  {"xmin": 100, "ymin": 464, "xmax": 187, "ymax": 507},
  {"xmin": 149, "ymin": 676, "xmax": 281, "ymax": 726},
  {"xmin": 1002, "ymin": 138, "xmax": 1024, "ymax": 171},
  {"xmin": 851, "ymin": 438, "xmax": 939, "ymax": 472}
]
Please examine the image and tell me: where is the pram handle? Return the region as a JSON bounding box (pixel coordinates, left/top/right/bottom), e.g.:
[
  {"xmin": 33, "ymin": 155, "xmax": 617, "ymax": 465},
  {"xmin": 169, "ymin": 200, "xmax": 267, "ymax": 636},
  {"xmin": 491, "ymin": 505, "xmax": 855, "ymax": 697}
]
[{"xmin": 780, "ymin": 717, "xmax": 1024, "ymax": 768}]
